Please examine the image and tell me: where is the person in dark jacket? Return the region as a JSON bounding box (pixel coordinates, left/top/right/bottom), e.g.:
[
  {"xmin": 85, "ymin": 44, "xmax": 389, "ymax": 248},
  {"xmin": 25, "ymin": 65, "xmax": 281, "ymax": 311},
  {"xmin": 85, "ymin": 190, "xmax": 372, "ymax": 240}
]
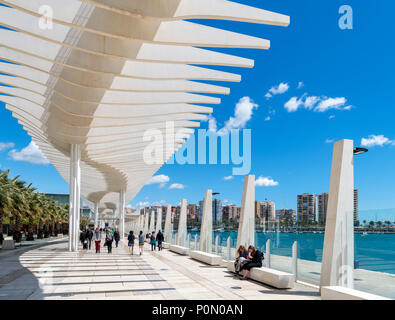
[
  {"xmin": 128, "ymin": 231, "xmax": 135, "ymax": 255},
  {"xmin": 240, "ymin": 245, "xmax": 263, "ymax": 280},
  {"xmin": 87, "ymin": 228, "xmax": 93, "ymax": 250},
  {"xmin": 156, "ymin": 230, "xmax": 164, "ymax": 251},
  {"xmin": 80, "ymin": 229, "xmax": 88, "ymax": 249},
  {"xmin": 114, "ymin": 228, "xmax": 120, "ymax": 248},
  {"xmin": 105, "ymin": 230, "xmax": 114, "ymax": 254}
]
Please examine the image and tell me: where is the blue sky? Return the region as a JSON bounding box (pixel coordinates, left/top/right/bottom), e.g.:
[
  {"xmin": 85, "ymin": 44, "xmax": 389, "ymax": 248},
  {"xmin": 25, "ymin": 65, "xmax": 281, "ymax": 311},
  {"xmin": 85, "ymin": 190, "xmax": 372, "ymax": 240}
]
[{"xmin": 1, "ymin": 0, "xmax": 395, "ymax": 221}]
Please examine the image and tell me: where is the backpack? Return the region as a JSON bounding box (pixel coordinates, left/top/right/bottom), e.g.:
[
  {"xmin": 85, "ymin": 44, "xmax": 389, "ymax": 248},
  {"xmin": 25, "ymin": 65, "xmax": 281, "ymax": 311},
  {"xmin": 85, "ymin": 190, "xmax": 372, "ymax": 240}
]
[{"xmin": 259, "ymin": 251, "xmax": 264, "ymax": 262}]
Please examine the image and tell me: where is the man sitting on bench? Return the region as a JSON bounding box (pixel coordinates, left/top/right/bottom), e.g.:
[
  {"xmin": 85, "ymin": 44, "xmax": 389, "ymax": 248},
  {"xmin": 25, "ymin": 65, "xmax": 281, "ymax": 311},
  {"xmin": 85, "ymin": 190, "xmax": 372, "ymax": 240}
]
[{"xmin": 240, "ymin": 245, "xmax": 264, "ymax": 280}]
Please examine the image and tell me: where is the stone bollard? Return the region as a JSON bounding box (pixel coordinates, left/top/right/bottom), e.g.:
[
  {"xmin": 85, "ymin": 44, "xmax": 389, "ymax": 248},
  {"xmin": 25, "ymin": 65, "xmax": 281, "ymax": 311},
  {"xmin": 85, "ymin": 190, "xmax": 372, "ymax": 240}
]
[
  {"xmin": 194, "ymin": 234, "xmax": 198, "ymax": 250},
  {"xmin": 215, "ymin": 235, "xmax": 219, "ymax": 255},
  {"xmin": 292, "ymin": 241, "xmax": 298, "ymax": 279},
  {"xmin": 226, "ymin": 237, "xmax": 231, "ymax": 260},
  {"xmin": 2, "ymin": 238, "xmax": 15, "ymax": 250},
  {"xmin": 266, "ymin": 239, "xmax": 271, "ymax": 268}
]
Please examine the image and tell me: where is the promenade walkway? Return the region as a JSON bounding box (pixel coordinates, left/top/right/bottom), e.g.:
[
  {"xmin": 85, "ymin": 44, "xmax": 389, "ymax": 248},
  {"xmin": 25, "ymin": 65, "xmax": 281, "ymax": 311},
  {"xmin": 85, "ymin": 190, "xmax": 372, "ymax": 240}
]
[{"xmin": 0, "ymin": 239, "xmax": 320, "ymax": 300}]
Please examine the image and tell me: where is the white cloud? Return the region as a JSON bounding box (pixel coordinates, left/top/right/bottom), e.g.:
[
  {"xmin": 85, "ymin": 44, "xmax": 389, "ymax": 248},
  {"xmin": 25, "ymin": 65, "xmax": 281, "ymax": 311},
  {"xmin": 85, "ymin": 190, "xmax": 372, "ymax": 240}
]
[
  {"xmin": 265, "ymin": 82, "xmax": 290, "ymax": 99},
  {"xmin": 284, "ymin": 96, "xmax": 304, "ymax": 112},
  {"xmin": 285, "ymin": 95, "xmax": 351, "ymax": 114},
  {"xmin": 169, "ymin": 183, "xmax": 185, "ymax": 190},
  {"xmin": 304, "ymin": 96, "xmax": 320, "ymax": 109},
  {"xmin": 361, "ymin": 135, "xmax": 392, "ymax": 147},
  {"xmin": 224, "ymin": 176, "xmax": 234, "ymax": 181},
  {"xmin": 297, "ymin": 82, "xmax": 304, "ymax": 89},
  {"xmin": 210, "ymin": 96, "xmax": 258, "ymax": 135},
  {"xmin": 255, "ymin": 176, "xmax": 279, "ymax": 187},
  {"xmin": 0, "ymin": 142, "xmax": 15, "ymax": 152},
  {"xmin": 325, "ymin": 139, "xmax": 335, "ymax": 144},
  {"xmin": 205, "ymin": 114, "xmax": 218, "ymax": 132},
  {"xmin": 329, "ymin": 115, "xmax": 336, "ymax": 120},
  {"xmin": 136, "ymin": 201, "xmax": 150, "ymax": 208},
  {"xmin": 264, "ymin": 116, "xmax": 271, "ymax": 121},
  {"xmin": 146, "ymin": 174, "xmax": 170, "ymax": 187},
  {"xmin": 8, "ymin": 141, "xmax": 49, "ymax": 164},
  {"xmin": 314, "ymin": 97, "xmax": 347, "ymax": 112}
]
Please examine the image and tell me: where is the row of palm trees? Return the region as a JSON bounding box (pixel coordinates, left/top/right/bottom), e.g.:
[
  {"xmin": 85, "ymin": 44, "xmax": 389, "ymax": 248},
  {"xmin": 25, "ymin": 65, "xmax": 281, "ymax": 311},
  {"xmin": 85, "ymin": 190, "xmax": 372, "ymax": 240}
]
[{"xmin": 0, "ymin": 170, "xmax": 69, "ymax": 244}]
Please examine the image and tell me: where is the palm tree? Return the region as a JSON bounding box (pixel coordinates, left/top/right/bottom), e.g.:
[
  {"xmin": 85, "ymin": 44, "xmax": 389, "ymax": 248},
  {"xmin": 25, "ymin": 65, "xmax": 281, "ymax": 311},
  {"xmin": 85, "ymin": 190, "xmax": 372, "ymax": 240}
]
[
  {"xmin": 0, "ymin": 170, "xmax": 70, "ymax": 243},
  {"xmin": 0, "ymin": 171, "xmax": 13, "ymax": 244}
]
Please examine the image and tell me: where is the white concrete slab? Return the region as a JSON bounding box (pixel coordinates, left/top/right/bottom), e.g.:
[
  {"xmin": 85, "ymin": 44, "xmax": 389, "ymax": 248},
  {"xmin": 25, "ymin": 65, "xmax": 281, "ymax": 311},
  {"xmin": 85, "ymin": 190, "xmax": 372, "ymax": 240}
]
[
  {"xmin": 169, "ymin": 245, "xmax": 189, "ymax": 256},
  {"xmin": 321, "ymin": 286, "xmax": 391, "ymax": 300},
  {"xmin": 189, "ymin": 250, "xmax": 222, "ymax": 266},
  {"xmin": 226, "ymin": 261, "xmax": 295, "ymax": 289}
]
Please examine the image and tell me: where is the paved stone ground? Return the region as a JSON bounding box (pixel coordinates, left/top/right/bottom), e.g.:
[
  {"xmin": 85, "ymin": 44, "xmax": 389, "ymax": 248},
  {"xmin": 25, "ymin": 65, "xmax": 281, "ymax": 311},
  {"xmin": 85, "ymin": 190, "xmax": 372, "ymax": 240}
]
[{"xmin": 0, "ymin": 238, "xmax": 320, "ymax": 300}]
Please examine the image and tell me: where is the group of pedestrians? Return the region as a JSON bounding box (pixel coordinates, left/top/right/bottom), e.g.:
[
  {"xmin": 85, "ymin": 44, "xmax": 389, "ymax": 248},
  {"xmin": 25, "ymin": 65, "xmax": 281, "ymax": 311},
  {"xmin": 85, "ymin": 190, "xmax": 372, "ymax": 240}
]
[
  {"xmin": 233, "ymin": 245, "xmax": 264, "ymax": 280},
  {"xmin": 79, "ymin": 226, "xmax": 121, "ymax": 254},
  {"xmin": 79, "ymin": 226, "xmax": 166, "ymax": 256},
  {"xmin": 126, "ymin": 230, "xmax": 164, "ymax": 255},
  {"xmin": 147, "ymin": 230, "xmax": 164, "ymax": 251}
]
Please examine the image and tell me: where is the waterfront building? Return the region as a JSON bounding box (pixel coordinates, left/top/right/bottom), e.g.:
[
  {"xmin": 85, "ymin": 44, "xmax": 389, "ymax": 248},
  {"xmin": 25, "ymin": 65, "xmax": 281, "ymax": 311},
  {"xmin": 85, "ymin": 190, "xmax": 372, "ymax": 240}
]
[
  {"xmin": 317, "ymin": 190, "xmax": 358, "ymax": 225},
  {"xmin": 187, "ymin": 204, "xmax": 199, "ymax": 222},
  {"xmin": 318, "ymin": 193, "xmax": 329, "ymax": 224},
  {"xmin": 261, "ymin": 201, "xmax": 276, "ymax": 221},
  {"xmin": 222, "ymin": 205, "xmax": 241, "ymax": 221},
  {"xmin": 275, "ymin": 209, "xmax": 296, "ymax": 224},
  {"xmin": 255, "ymin": 200, "xmax": 275, "ymax": 221},
  {"xmin": 199, "ymin": 199, "xmax": 223, "ymax": 223},
  {"xmin": 222, "ymin": 206, "xmax": 230, "ymax": 221},
  {"xmin": 297, "ymin": 193, "xmax": 317, "ymax": 223},
  {"xmin": 255, "ymin": 201, "xmax": 261, "ymax": 218},
  {"xmin": 44, "ymin": 193, "xmax": 91, "ymax": 217}
]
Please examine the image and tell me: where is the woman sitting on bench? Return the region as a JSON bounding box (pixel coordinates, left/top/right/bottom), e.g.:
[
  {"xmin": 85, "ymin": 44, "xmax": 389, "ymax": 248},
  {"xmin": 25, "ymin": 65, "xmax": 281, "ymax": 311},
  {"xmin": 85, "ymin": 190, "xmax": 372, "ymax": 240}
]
[
  {"xmin": 234, "ymin": 245, "xmax": 248, "ymax": 275},
  {"xmin": 240, "ymin": 245, "xmax": 264, "ymax": 280}
]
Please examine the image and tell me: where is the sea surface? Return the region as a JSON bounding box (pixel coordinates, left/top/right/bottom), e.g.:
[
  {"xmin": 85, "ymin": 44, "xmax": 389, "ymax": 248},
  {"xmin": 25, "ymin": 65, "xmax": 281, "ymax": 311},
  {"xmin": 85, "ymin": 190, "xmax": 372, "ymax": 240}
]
[{"xmin": 186, "ymin": 231, "xmax": 395, "ymax": 274}]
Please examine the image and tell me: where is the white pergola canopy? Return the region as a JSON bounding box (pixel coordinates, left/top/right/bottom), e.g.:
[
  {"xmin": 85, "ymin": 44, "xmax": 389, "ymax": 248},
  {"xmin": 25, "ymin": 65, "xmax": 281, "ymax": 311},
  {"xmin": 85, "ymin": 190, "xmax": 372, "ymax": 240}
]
[{"xmin": 0, "ymin": 0, "xmax": 289, "ymax": 212}]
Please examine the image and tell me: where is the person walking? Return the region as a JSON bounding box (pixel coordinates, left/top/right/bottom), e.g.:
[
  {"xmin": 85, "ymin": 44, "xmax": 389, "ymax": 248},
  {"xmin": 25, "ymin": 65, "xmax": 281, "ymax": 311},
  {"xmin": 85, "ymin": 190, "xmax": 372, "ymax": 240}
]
[
  {"xmin": 127, "ymin": 231, "xmax": 135, "ymax": 255},
  {"xmin": 114, "ymin": 228, "xmax": 120, "ymax": 248},
  {"xmin": 105, "ymin": 230, "xmax": 114, "ymax": 254},
  {"xmin": 150, "ymin": 231, "xmax": 157, "ymax": 251},
  {"xmin": 80, "ymin": 229, "xmax": 88, "ymax": 250},
  {"xmin": 94, "ymin": 227, "xmax": 101, "ymax": 253},
  {"xmin": 138, "ymin": 231, "xmax": 145, "ymax": 256},
  {"xmin": 156, "ymin": 230, "xmax": 164, "ymax": 251},
  {"xmin": 87, "ymin": 227, "xmax": 93, "ymax": 250}
]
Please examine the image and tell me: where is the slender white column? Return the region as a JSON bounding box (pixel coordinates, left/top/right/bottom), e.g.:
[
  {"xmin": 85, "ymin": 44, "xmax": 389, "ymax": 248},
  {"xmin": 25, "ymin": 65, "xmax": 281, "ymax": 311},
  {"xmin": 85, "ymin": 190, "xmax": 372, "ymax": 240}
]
[
  {"xmin": 119, "ymin": 189, "xmax": 125, "ymax": 238},
  {"xmin": 149, "ymin": 210, "xmax": 155, "ymax": 233},
  {"xmin": 320, "ymin": 139, "xmax": 354, "ymax": 289},
  {"xmin": 144, "ymin": 211, "xmax": 149, "ymax": 234},
  {"xmin": 177, "ymin": 199, "xmax": 187, "ymax": 247},
  {"xmin": 68, "ymin": 144, "xmax": 81, "ymax": 252},
  {"xmin": 94, "ymin": 203, "xmax": 99, "ymax": 228},
  {"xmin": 156, "ymin": 207, "xmax": 163, "ymax": 233},
  {"xmin": 164, "ymin": 205, "xmax": 172, "ymax": 242},
  {"xmin": 236, "ymin": 175, "xmax": 255, "ymax": 249},
  {"xmin": 199, "ymin": 189, "xmax": 213, "ymax": 253}
]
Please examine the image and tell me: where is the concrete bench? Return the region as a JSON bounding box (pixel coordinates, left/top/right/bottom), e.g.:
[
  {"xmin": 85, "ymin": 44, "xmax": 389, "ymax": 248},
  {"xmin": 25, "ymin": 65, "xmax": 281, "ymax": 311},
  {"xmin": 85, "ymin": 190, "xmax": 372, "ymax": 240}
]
[
  {"xmin": 226, "ymin": 261, "xmax": 295, "ymax": 289},
  {"xmin": 2, "ymin": 239, "xmax": 15, "ymax": 250},
  {"xmin": 190, "ymin": 250, "xmax": 222, "ymax": 266},
  {"xmin": 169, "ymin": 244, "xmax": 190, "ymax": 256},
  {"xmin": 162, "ymin": 242, "xmax": 170, "ymax": 249},
  {"xmin": 321, "ymin": 286, "xmax": 391, "ymax": 300}
]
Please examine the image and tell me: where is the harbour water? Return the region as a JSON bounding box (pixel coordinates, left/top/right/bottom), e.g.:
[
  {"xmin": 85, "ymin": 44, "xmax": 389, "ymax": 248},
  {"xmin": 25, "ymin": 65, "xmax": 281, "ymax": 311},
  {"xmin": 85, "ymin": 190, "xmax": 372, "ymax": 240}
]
[{"xmin": 187, "ymin": 231, "xmax": 395, "ymax": 275}]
